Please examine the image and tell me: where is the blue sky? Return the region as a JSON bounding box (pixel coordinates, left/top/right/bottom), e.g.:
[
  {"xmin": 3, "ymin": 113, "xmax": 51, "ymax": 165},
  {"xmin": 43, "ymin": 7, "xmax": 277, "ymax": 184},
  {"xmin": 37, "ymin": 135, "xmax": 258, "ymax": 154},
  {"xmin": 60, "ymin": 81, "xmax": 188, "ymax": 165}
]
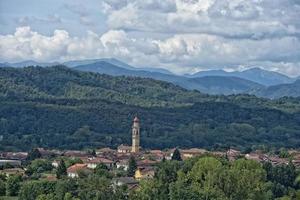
[
  {"xmin": 0, "ymin": 0, "xmax": 107, "ymax": 36},
  {"xmin": 0, "ymin": 0, "xmax": 300, "ymax": 76}
]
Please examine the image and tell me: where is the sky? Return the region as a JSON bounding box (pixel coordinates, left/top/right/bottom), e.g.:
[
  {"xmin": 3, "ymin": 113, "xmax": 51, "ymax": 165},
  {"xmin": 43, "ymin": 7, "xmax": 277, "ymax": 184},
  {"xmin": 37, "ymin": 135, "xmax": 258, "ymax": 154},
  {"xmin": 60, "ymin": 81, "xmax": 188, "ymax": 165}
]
[{"xmin": 0, "ymin": 0, "xmax": 300, "ymax": 76}]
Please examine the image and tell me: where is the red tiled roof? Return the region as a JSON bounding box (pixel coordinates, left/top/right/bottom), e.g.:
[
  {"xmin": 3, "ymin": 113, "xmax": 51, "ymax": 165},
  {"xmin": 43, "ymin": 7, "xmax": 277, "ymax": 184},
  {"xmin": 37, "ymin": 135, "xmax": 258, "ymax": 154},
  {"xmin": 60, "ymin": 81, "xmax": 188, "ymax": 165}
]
[{"xmin": 67, "ymin": 164, "xmax": 87, "ymax": 173}]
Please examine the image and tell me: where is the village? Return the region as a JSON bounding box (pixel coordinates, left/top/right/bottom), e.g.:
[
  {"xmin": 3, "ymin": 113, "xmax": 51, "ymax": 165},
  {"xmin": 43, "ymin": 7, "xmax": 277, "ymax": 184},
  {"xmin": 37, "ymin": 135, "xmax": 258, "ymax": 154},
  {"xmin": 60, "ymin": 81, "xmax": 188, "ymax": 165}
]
[{"xmin": 1, "ymin": 117, "xmax": 300, "ymax": 190}]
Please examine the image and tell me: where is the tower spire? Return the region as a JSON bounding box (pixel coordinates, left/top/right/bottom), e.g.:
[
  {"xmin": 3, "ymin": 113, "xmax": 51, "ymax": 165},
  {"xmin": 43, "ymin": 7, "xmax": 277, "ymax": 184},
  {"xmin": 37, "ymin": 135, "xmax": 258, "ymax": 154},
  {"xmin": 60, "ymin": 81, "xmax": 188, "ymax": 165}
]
[{"xmin": 132, "ymin": 116, "xmax": 140, "ymax": 153}]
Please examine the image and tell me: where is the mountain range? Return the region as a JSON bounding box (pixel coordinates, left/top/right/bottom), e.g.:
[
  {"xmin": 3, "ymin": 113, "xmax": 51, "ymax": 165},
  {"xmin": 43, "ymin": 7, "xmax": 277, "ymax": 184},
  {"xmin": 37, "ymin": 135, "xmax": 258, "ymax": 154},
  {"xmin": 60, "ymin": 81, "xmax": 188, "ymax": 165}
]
[
  {"xmin": 254, "ymin": 80, "xmax": 300, "ymax": 99},
  {"xmin": 1, "ymin": 59, "xmax": 299, "ymax": 98},
  {"xmin": 187, "ymin": 68, "xmax": 295, "ymax": 86}
]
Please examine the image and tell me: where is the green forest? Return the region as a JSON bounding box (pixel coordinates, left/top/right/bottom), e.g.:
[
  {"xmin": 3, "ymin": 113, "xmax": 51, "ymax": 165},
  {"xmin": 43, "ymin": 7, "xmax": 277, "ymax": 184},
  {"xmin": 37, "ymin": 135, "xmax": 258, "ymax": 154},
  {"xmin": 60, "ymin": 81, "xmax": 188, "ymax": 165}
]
[
  {"xmin": 0, "ymin": 66, "xmax": 300, "ymax": 151},
  {"xmin": 0, "ymin": 155, "xmax": 299, "ymax": 200}
]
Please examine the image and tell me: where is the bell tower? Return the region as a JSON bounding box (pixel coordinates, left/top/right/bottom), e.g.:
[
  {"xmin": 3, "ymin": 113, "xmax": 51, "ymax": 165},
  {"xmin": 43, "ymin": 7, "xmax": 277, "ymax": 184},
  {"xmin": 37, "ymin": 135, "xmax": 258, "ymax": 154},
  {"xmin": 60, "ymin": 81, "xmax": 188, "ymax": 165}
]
[{"xmin": 132, "ymin": 116, "xmax": 140, "ymax": 153}]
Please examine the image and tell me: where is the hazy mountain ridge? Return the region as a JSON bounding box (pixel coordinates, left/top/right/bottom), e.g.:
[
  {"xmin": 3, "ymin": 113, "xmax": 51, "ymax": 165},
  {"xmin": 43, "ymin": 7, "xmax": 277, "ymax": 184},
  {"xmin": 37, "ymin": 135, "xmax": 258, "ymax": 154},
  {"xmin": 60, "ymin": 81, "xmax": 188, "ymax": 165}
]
[
  {"xmin": 1, "ymin": 59, "xmax": 299, "ymax": 97},
  {"xmin": 187, "ymin": 76, "xmax": 264, "ymax": 95},
  {"xmin": 189, "ymin": 67, "xmax": 295, "ymax": 86},
  {"xmin": 74, "ymin": 61, "xmax": 266, "ymax": 95},
  {"xmin": 1, "ymin": 58, "xmax": 173, "ymax": 75},
  {"xmin": 254, "ymin": 79, "xmax": 300, "ymax": 99}
]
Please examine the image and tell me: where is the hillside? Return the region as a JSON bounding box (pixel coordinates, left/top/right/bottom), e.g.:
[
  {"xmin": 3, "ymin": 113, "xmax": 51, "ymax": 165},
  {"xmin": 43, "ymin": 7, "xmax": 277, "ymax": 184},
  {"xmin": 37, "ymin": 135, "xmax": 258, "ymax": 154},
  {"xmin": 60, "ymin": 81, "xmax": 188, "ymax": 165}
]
[
  {"xmin": 188, "ymin": 76, "xmax": 263, "ymax": 95},
  {"xmin": 74, "ymin": 61, "xmax": 264, "ymax": 95},
  {"xmin": 2, "ymin": 59, "xmax": 300, "ymax": 97},
  {"xmin": 0, "ymin": 65, "xmax": 208, "ymax": 107},
  {"xmin": 255, "ymin": 80, "xmax": 300, "ymax": 99},
  {"xmin": 0, "ymin": 66, "xmax": 300, "ymax": 151},
  {"xmin": 190, "ymin": 67, "xmax": 294, "ymax": 86}
]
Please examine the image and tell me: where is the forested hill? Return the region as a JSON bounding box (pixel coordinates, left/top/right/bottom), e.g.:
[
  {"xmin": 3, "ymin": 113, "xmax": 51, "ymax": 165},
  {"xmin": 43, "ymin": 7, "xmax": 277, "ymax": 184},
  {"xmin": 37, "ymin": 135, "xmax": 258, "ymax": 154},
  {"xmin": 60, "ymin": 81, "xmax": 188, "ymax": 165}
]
[
  {"xmin": 0, "ymin": 66, "xmax": 300, "ymax": 151},
  {"xmin": 0, "ymin": 65, "xmax": 211, "ymax": 107}
]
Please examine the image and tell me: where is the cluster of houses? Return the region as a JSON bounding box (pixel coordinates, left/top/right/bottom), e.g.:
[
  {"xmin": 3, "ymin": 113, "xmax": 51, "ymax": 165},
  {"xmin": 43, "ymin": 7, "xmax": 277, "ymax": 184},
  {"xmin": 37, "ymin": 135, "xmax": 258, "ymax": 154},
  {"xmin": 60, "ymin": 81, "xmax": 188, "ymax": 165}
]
[
  {"xmin": 1, "ymin": 147, "xmax": 300, "ymax": 177},
  {"xmin": 1, "ymin": 118, "xmax": 300, "ymax": 189},
  {"xmin": 52, "ymin": 147, "xmax": 163, "ymax": 180}
]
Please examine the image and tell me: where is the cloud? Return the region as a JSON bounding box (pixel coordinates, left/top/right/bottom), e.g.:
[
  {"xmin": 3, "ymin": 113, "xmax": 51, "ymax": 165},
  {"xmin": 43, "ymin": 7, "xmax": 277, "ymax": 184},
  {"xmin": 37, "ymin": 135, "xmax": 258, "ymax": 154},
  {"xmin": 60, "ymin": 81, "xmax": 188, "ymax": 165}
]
[
  {"xmin": 103, "ymin": 0, "xmax": 300, "ymax": 39},
  {"xmin": 0, "ymin": 26, "xmax": 159, "ymax": 65},
  {"xmin": 102, "ymin": 0, "xmax": 176, "ymax": 13},
  {"xmin": 1, "ymin": 0, "xmax": 299, "ymax": 76},
  {"xmin": 1, "ymin": 26, "xmax": 300, "ymax": 76},
  {"xmin": 17, "ymin": 14, "xmax": 62, "ymax": 25}
]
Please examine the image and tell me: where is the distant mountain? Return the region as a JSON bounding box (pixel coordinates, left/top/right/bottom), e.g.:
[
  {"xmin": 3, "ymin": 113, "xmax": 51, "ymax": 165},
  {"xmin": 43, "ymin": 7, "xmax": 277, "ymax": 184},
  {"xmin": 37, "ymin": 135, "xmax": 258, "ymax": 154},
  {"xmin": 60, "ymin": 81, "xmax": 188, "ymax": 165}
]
[
  {"xmin": 188, "ymin": 76, "xmax": 264, "ymax": 95},
  {"xmin": 254, "ymin": 80, "xmax": 300, "ymax": 99},
  {"xmin": 190, "ymin": 67, "xmax": 294, "ymax": 86},
  {"xmin": 63, "ymin": 58, "xmax": 134, "ymax": 69},
  {"xmin": 0, "ymin": 63, "xmax": 10, "ymax": 67},
  {"xmin": 74, "ymin": 61, "xmax": 193, "ymax": 88},
  {"xmin": 0, "ymin": 60, "xmax": 59, "ymax": 67},
  {"xmin": 2, "ymin": 59, "xmax": 299, "ymax": 97},
  {"xmin": 65, "ymin": 58, "xmax": 173, "ymax": 75},
  {"xmin": 187, "ymin": 69, "xmax": 228, "ymax": 77},
  {"xmin": 74, "ymin": 61, "xmax": 264, "ymax": 95},
  {"xmin": 74, "ymin": 61, "xmax": 134, "ymax": 76},
  {"xmin": 1, "ymin": 58, "xmax": 173, "ymax": 75}
]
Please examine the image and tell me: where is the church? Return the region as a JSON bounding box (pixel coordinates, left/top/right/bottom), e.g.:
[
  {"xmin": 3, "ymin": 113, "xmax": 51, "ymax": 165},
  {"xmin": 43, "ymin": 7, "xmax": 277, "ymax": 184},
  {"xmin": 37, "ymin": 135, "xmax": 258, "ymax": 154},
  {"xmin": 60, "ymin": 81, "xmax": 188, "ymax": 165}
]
[{"xmin": 117, "ymin": 116, "xmax": 141, "ymax": 153}]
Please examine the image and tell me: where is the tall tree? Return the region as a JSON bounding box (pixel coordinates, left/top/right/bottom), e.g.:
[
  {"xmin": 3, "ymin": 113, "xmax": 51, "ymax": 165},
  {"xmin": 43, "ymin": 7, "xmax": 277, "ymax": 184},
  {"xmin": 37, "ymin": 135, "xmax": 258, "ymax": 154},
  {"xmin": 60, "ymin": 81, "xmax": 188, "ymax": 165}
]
[
  {"xmin": 127, "ymin": 156, "xmax": 137, "ymax": 177},
  {"xmin": 26, "ymin": 148, "xmax": 41, "ymax": 161},
  {"xmin": 171, "ymin": 148, "xmax": 182, "ymax": 161},
  {"xmin": 56, "ymin": 159, "xmax": 67, "ymax": 179}
]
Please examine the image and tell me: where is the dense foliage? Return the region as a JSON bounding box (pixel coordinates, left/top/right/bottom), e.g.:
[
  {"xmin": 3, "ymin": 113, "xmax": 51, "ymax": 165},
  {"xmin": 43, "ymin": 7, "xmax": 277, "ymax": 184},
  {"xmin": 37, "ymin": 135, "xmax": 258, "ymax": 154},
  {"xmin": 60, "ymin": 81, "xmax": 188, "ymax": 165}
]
[
  {"xmin": 131, "ymin": 157, "xmax": 300, "ymax": 200},
  {"xmin": 0, "ymin": 156, "xmax": 299, "ymax": 200},
  {"xmin": 0, "ymin": 66, "xmax": 300, "ymax": 151}
]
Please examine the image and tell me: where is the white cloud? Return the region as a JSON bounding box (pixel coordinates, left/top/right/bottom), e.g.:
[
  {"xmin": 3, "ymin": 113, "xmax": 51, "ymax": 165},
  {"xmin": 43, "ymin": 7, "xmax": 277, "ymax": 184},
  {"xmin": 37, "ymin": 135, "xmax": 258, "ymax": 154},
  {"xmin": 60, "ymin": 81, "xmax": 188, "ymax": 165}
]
[
  {"xmin": 1, "ymin": 0, "xmax": 300, "ymax": 77},
  {"xmin": 103, "ymin": 0, "xmax": 300, "ymax": 39},
  {"xmin": 1, "ymin": 26, "xmax": 299, "ymax": 76}
]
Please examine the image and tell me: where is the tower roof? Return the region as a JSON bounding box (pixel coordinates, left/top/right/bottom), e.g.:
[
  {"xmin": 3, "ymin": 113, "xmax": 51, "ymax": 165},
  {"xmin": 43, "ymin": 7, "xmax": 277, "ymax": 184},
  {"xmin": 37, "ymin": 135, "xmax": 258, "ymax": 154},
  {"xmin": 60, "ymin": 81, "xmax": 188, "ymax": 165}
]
[{"xmin": 133, "ymin": 116, "xmax": 139, "ymax": 122}]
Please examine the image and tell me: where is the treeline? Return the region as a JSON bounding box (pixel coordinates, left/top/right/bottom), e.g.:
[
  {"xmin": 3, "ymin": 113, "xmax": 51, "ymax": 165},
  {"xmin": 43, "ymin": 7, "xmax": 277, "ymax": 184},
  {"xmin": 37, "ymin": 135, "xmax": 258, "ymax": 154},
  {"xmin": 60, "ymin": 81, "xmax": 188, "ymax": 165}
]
[
  {"xmin": 0, "ymin": 156, "xmax": 299, "ymax": 200},
  {"xmin": 132, "ymin": 156, "xmax": 300, "ymax": 200},
  {"xmin": 0, "ymin": 66, "xmax": 300, "ymax": 151}
]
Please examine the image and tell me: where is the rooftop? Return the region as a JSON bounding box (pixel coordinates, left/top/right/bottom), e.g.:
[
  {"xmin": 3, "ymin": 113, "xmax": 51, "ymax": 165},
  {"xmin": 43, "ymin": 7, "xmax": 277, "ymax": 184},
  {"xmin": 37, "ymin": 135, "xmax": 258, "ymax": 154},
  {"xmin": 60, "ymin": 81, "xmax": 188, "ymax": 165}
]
[{"xmin": 67, "ymin": 164, "xmax": 88, "ymax": 173}]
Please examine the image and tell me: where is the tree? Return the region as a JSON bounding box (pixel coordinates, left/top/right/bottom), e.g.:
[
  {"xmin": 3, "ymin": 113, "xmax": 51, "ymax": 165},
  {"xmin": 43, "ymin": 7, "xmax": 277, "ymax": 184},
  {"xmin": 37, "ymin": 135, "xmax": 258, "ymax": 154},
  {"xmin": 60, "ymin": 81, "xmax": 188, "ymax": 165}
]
[
  {"xmin": 0, "ymin": 179, "xmax": 5, "ymax": 196},
  {"xmin": 95, "ymin": 163, "xmax": 111, "ymax": 178},
  {"xmin": 169, "ymin": 171, "xmax": 197, "ymax": 200},
  {"xmin": 18, "ymin": 180, "xmax": 56, "ymax": 200},
  {"xmin": 66, "ymin": 158, "xmax": 83, "ymax": 167},
  {"xmin": 26, "ymin": 159, "xmax": 53, "ymax": 175},
  {"xmin": 54, "ymin": 179, "xmax": 77, "ymax": 200},
  {"xmin": 77, "ymin": 176, "xmax": 113, "ymax": 200},
  {"xmin": 278, "ymin": 148, "xmax": 290, "ymax": 158},
  {"xmin": 90, "ymin": 149, "xmax": 96, "ymax": 157},
  {"xmin": 26, "ymin": 148, "xmax": 41, "ymax": 161},
  {"xmin": 154, "ymin": 160, "xmax": 182, "ymax": 199},
  {"xmin": 127, "ymin": 156, "xmax": 137, "ymax": 177},
  {"xmin": 171, "ymin": 148, "xmax": 182, "ymax": 161},
  {"xmin": 64, "ymin": 193, "xmax": 73, "ymax": 200},
  {"xmin": 56, "ymin": 159, "xmax": 67, "ymax": 179},
  {"xmin": 221, "ymin": 159, "xmax": 270, "ymax": 200},
  {"xmin": 6, "ymin": 175, "xmax": 22, "ymax": 196},
  {"xmin": 130, "ymin": 179, "xmax": 162, "ymax": 200},
  {"xmin": 36, "ymin": 194, "xmax": 56, "ymax": 200}
]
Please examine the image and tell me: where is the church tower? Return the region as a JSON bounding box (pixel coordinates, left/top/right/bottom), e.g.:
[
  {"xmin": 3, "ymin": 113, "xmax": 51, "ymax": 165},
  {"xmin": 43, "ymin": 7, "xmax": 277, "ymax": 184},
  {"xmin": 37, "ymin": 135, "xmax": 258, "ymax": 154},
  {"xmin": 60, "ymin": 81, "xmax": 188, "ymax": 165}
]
[{"xmin": 132, "ymin": 116, "xmax": 140, "ymax": 153}]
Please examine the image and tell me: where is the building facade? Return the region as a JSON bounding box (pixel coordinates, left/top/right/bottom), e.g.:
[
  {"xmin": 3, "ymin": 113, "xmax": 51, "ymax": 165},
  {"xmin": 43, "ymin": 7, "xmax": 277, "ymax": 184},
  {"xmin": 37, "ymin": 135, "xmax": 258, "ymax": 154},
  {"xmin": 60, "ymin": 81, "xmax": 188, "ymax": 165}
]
[{"xmin": 131, "ymin": 116, "xmax": 140, "ymax": 153}]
